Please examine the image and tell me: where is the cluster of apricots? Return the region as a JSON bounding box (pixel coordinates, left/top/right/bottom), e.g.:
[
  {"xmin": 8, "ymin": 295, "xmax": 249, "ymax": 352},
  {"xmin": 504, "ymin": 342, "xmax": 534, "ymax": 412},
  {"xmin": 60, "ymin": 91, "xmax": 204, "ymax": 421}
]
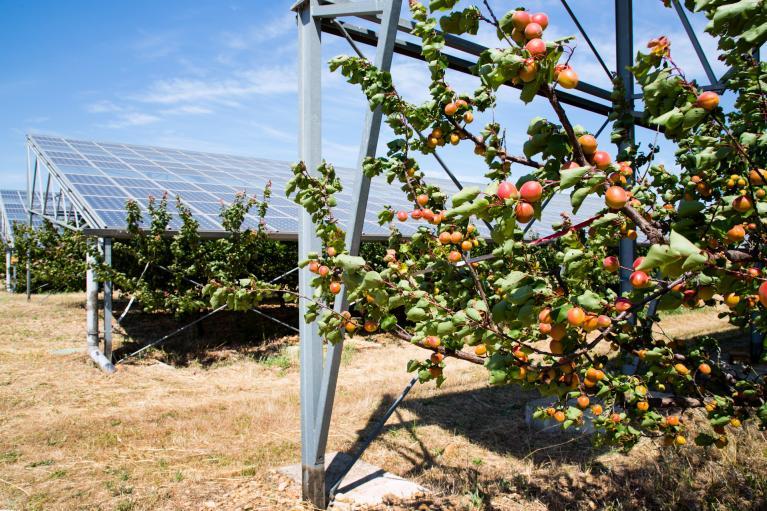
[
  {"xmin": 508, "ymin": 10, "xmax": 579, "ymax": 89},
  {"xmin": 537, "ymin": 305, "xmax": 612, "ymax": 357},
  {"xmin": 438, "ymin": 224, "xmax": 479, "ymax": 262},
  {"xmin": 396, "ymin": 193, "xmax": 446, "ymax": 225},
  {"xmin": 495, "ymin": 179, "xmax": 543, "ymax": 223}
]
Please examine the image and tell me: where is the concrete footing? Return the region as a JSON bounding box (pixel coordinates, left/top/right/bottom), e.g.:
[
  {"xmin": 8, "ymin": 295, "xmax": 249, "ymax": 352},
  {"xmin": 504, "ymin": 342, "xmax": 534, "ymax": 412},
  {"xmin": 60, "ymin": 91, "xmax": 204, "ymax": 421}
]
[{"xmin": 279, "ymin": 452, "xmax": 427, "ymax": 508}]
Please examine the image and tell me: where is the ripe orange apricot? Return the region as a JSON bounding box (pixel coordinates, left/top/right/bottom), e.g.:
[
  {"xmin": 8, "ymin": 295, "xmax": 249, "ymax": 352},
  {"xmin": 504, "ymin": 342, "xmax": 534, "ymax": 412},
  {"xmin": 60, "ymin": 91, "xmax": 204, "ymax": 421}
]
[
  {"xmin": 525, "ymin": 38, "xmax": 546, "ymax": 58},
  {"xmin": 605, "ymin": 186, "xmax": 628, "ymax": 209},
  {"xmin": 696, "ymin": 91, "xmax": 719, "ymax": 111},
  {"xmin": 429, "ymin": 366, "xmax": 443, "ymax": 378},
  {"xmin": 698, "ymin": 363, "xmax": 712, "ymax": 375},
  {"xmin": 531, "ymin": 12, "xmax": 549, "ymax": 29},
  {"xmin": 524, "ymin": 22, "xmax": 543, "ymax": 39},
  {"xmin": 749, "ymin": 169, "xmax": 765, "ymax": 185},
  {"xmin": 733, "ymin": 195, "xmax": 753, "ymax": 213},
  {"xmin": 448, "ymin": 250, "xmax": 462, "ymax": 263},
  {"xmin": 578, "ymin": 134, "xmax": 598, "ymax": 155},
  {"xmin": 637, "ymin": 401, "xmax": 649, "ymax": 412},
  {"xmin": 450, "ymin": 231, "xmax": 463, "ymax": 244},
  {"xmin": 557, "ymin": 67, "xmax": 579, "ymax": 89},
  {"xmin": 591, "ymin": 404, "xmax": 603, "ymax": 415},
  {"xmin": 396, "ymin": 210, "xmax": 408, "ymax": 222},
  {"xmin": 567, "ymin": 306, "xmax": 586, "ymax": 326},
  {"xmin": 515, "ymin": 201, "xmax": 535, "ymax": 223},
  {"xmin": 444, "ymin": 102, "xmax": 458, "ymax": 116},
  {"xmin": 538, "ymin": 307, "xmax": 552, "ymax": 324},
  {"xmin": 596, "ymin": 315, "xmax": 611, "ymax": 328},
  {"xmin": 461, "ymin": 240, "xmax": 473, "ymax": 251},
  {"xmin": 630, "ymin": 270, "xmax": 650, "ymax": 288},
  {"xmin": 727, "ymin": 224, "xmax": 746, "ymax": 243},
  {"xmin": 497, "ymin": 181, "xmax": 518, "ymax": 200},
  {"xmin": 549, "ymin": 340, "xmax": 564, "ymax": 355},
  {"xmin": 603, "ymin": 256, "xmax": 619, "ymax": 272},
  {"xmin": 318, "ymin": 265, "xmax": 330, "ymax": 277},
  {"xmin": 520, "ymin": 181, "xmax": 543, "ymax": 202},
  {"xmin": 474, "ymin": 344, "xmax": 487, "ymax": 357},
  {"xmin": 674, "ymin": 363, "xmax": 690, "ymax": 376},
  {"xmin": 519, "ymin": 58, "xmax": 538, "ymax": 82},
  {"xmin": 759, "ymin": 281, "xmax": 767, "ymax": 307},
  {"xmin": 363, "ymin": 320, "xmax": 378, "ymax": 333},
  {"xmin": 615, "ymin": 297, "xmax": 632, "ymax": 312},
  {"xmin": 511, "ymin": 10, "xmax": 531, "ymax": 30},
  {"xmin": 438, "ymin": 231, "xmax": 452, "ymax": 244},
  {"xmin": 431, "ymin": 352, "xmax": 444, "ymax": 364},
  {"xmin": 592, "ymin": 150, "xmax": 612, "ymax": 170},
  {"xmin": 577, "ymin": 395, "xmax": 590, "ymax": 409},
  {"xmin": 329, "ymin": 281, "xmax": 342, "ymax": 294},
  {"xmin": 308, "ymin": 261, "xmax": 320, "ymax": 273},
  {"xmin": 424, "ymin": 335, "xmax": 441, "ymax": 348},
  {"xmin": 550, "ymin": 323, "xmax": 567, "ymax": 341}
]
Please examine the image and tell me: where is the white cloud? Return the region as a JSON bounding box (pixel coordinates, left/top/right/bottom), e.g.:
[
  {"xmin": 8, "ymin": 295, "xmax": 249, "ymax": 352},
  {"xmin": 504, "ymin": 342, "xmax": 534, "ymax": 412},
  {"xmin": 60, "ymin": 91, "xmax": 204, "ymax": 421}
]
[
  {"xmin": 103, "ymin": 112, "xmax": 161, "ymax": 129},
  {"xmin": 133, "ymin": 65, "xmax": 297, "ymax": 105},
  {"xmin": 220, "ymin": 13, "xmax": 294, "ymax": 49},
  {"xmin": 87, "ymin": 100, "xmax": 123, "ymax": 113},
  {"xmin": 161, "ymin": 105, "xmax": 213, "ymax": 115}
]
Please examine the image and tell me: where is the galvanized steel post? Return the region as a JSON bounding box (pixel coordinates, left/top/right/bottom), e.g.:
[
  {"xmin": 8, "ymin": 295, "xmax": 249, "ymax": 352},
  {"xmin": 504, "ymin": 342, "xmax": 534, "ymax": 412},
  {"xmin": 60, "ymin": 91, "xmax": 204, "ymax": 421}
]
[
  {"xmin": 615, "ymin": 0, "xmax": 635, "ymax": 296},
  {"xmin": 4, "ymin": 248, "xmax": 11, "ymax": 293},
  {"xmin": 102, "ymin": 237, "xmax": 113, "ymax": 361},
  {"xmin": 296, "ymin": 1, "xmax": 326, "ymax": 506},
  {"xmin": 86, "ymin": 240, "xmax": 116, "ymax": 373}
]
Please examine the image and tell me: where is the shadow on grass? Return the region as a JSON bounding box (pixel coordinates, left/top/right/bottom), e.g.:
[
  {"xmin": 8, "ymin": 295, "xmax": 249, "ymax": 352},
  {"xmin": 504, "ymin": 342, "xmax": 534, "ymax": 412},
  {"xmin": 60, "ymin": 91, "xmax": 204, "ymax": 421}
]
[
  {"xmin": 110, "ymin": 299, "xmax": 299, "ymax": 367},
  {"xmin": 337, "ymin": 384, "xmax": 767, "ymax": 510}
]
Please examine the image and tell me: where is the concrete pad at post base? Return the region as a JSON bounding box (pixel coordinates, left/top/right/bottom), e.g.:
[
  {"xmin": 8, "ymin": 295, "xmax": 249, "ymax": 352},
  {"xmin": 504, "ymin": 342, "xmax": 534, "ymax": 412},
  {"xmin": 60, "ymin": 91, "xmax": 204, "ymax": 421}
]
[{"xmin": 278, "ymin": 452, "xmax": 428, "ymax": 508}]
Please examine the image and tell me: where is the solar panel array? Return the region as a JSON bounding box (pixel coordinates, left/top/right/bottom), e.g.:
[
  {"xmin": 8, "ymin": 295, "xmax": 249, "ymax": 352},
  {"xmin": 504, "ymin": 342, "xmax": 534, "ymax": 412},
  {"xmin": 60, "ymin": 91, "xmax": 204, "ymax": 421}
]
[
  {"xmin": 27, "ymin": 134, "xmax": 602, "ymax": 240},
  {"xmin": 0, "ymin": 190, "xmax": 38, "ymax": 243}
]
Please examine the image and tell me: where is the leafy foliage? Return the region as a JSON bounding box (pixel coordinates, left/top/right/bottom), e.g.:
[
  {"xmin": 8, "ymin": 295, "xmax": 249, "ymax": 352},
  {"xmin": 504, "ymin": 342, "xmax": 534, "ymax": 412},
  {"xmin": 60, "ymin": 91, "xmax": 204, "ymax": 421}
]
[{"xmin": 212, "ymin": 0, "xmax": 767, "ymax": 450}]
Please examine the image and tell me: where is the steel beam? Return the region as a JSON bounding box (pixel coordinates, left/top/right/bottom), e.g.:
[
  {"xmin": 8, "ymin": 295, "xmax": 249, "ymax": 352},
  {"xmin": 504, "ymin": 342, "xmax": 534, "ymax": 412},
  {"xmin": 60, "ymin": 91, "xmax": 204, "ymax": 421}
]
[
  {"xmin": 312, "ymin": 0, "xmax": 384, "ymax": 18},
  {"xmin": 297, "ymin": 2, "xmax": 327, "ymax": 507},
  {"xmin": 672, "ymin": 0, "xmax": 718, "ymax": 86},
  {"xmin": 102, "ymin": 237, "xmax": 113, "ymax": 361},
  {"xmin": 615, "ymin": 0, "xmax": 635, "ymax": 297},
  {"xmin": 26, "ymin": 157, "xmax": 37, "ymax": 301},
  {"xmin": 314, "ymin": 0, "xmax": 402, "ymax": 474},
  {"xmin": 321, "ymin": 21, "xmax": 656, "ymax": 126},
  {"xmin": 5, "ymin": 248, "xmax": 11, "ymax": 292},
  {"xmin": 86, "ymin": 240, "xmax": 116, "ymax": 373}
]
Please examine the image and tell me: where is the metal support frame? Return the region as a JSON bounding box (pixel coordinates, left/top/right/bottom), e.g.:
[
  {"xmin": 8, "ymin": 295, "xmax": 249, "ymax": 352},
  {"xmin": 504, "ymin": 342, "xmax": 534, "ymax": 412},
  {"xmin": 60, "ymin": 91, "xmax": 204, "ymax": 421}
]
[
  {"xmin": 4, "ymin": 248, "xmax": 11, "ymax": 292},
  {"xmin": 295, "ymin": 0, "xmax": 400, "ymax": 507},
  {"xmin": 615, "ymin": 0, "xmax": 636, "ymax": 297},
  {"xmin": 86, "ymin": 240, "xmax": 116, "ymax": 373},
  {"xmin": 101, "ymin": 237, "xmax": 113, "ymax": 361}
]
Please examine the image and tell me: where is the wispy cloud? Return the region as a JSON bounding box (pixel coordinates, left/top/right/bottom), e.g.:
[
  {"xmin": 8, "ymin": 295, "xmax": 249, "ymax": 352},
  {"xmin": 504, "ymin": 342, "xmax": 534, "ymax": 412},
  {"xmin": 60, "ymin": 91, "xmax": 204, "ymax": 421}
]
[
  {"xmin": 102, "ymin": 112, "xmax": 161, "ymax": 129},
  {"xmin": 87, "ymin": 100, "xmax": 123, "ymax": 113},
  {"xmin": 219, "ymin": 13, "xmax": 293, "ymax": 49},
  {"xmin": 161, "ymin": 105, "xmax": 213, "ymax": 115},
  {"xmin": 132, "ymin": 30, "xmax": 181, "ymax": 60},
  {"xmin": 133, "ymin": 65, "xmax": 297, "ymax": 105}
]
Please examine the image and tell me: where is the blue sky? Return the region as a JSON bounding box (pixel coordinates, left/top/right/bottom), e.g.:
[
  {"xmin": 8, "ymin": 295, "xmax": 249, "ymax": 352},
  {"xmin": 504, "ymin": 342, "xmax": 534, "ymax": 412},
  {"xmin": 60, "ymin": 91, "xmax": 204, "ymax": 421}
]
[{"xmin": 0, "ymin": 0, "xmax": 731, "ymax": 191}]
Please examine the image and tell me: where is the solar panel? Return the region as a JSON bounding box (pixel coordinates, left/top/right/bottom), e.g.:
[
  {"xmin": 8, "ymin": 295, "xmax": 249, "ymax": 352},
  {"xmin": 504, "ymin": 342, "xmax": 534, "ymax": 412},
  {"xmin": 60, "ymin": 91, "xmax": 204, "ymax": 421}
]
[
  {"xmin": 0, "ymin": 190, "xmax": 38, "ymax": 243},
  {"xmin": 27, "ymin": 135, "xmax": 604, "ymax": 240}
]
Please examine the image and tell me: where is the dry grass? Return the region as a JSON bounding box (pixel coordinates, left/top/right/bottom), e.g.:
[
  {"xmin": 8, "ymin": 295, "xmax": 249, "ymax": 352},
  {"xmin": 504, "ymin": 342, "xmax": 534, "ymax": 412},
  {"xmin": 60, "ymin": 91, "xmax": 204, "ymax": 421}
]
[{"xmin": 0, "ymin": 291, "xmax": 765, "ymax": 511}]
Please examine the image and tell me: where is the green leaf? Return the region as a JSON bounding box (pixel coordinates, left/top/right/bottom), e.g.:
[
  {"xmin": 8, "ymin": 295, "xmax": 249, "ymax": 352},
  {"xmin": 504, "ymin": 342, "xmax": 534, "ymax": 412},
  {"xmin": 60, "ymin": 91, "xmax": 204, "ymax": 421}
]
[
  {"xmin": 335, "ymin": 254, "xmax": 366, "ymax": 272},
  {"xmin": 682, "ymin": 251, "xmax": 708, "ymax": 271},
  {"xmin": 559, "ymin": 166, "xmax": 590, "ymax": 190},
  {"xmin": 571, "ymin": 187, "xmax": 592, "ymax": 213},
  {"xmin": 429, "ymin": 0, "xmax": 458, "ymax": 11},
  {"xmin": 669, "ymin": 230, "xmax": 700, "ymax": 258},
  {"xmin": 637, "ymin": 244, "xmax": 678, "ymax": 272},
  {"xmin": 360, "ymin": 270, "xmax": 383, "ymax": 290},
  {"xmin": 451, "ymin": 186, "xmax": 481, "ymax": 207},
  {"xmin": 576, "ymin": 290, "xmax": 604, "ymax": 312},
  {"xmin": 406, "ymin": 307, "xmax": 428, "ymax": 322}
]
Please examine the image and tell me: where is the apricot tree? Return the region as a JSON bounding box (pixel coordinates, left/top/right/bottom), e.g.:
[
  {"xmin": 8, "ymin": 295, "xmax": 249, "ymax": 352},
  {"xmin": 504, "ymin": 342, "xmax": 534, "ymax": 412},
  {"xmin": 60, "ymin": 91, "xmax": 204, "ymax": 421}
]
[{"xmin": 231, "ymin": 0, "xmax": 767, "ymax": 449}]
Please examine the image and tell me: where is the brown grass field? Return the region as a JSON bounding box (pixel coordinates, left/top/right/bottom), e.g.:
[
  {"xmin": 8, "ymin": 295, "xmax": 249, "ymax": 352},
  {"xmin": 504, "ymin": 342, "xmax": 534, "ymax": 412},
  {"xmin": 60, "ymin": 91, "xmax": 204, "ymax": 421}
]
[{"xmin": 1, "ymin": 291, "xmax": 766, "ymax": 510}]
